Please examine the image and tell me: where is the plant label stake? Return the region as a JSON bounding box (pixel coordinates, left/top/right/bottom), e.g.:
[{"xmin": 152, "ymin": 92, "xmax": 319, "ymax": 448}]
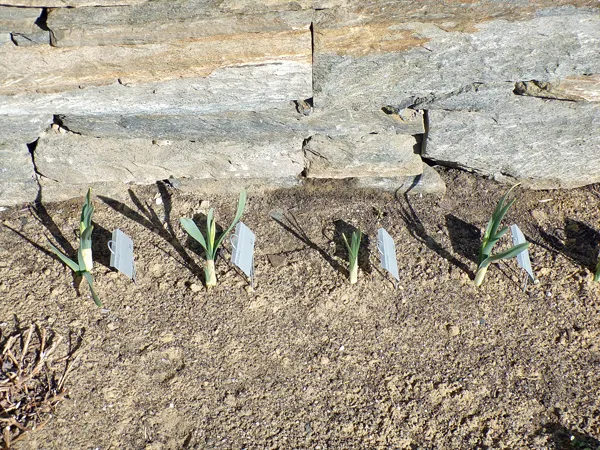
[
  {"xmin": 231, "ymin": 222, "xmax": 255, "ymax": 287},
  {"xmin": 108, "ymin": 229, "xmax": 136, "ymax": 282},
  {"xmin": 377, "ymin": 228, "xmax": 399, "ymax": 287},
  {"xmin": 510, "ymin": 224, "xmax": 536, "ymax": 289}
]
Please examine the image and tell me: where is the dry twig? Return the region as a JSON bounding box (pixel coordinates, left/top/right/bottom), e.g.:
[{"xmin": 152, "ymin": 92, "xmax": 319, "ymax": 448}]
[{"xmin": 0, "ymin": 325, "xmax": 79, "ymax": 449}]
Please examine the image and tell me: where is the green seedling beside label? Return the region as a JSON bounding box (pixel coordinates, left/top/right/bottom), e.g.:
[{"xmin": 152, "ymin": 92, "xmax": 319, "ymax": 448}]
[
  {"xmin": 48, "ymin": 188, "xmax": 101, "ymax": 307},
  {"xmin": 594, "ymin": 260, "xmax": 600, "ymax": 282},
  {"xmin": 342, "ymin": 230, "xmax": 362, "ymax": 284},
  {"xmin": 180, "ymin": 191, "xmax": 246, "ymax": 288},
  {"xmin": 475, "ymin": 184, "xmax": 530, "ymax": 287}
]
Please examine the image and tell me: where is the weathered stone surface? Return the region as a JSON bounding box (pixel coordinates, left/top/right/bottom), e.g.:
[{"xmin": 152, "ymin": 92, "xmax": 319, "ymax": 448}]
[
  {"xmin": 304, "ymin": 134, "xmax": 422, "ymax": 179},
  {"xmin": 424, "ymin": 88, "xmax": 600, "ymax": 189},
  {"xmin": 314, "ymin": 6, "xmax": 600, "ymax": 111},
  {"xmin": 515, "ymin": 75, "xmax": 600, "ymax": 102},
  {"xmin": 11, "ymin": 29, "xmax": 48, "ymax": 46},
  {"xmin": 351, "ymin": 164, "xmax": 446, "ymax": 195},
  {"xmin": 2, "ymin": 1, "xmax": 147, "ymax": 7},
  {"xmin": 0, "ymin": 142, "xmax": 38, "ymax": 206},
  {"xmin": 0, "ymin": 5, "xmax": 47, "ymax": 45},
  {"xmin": 0, "ymin": 61, "xmax": 311, "ymax": 116},
  {"xmin": 0, "ymin": 6, "xmax": 40, "ymax": 31},
  {"xmin": 0, "ymin": 114, "xmax": 52, "ymax": 143},
  {"xmin": 34, "ymin": 132, "xmax": 304, "ymax": 185},
  {"xmin": 3, "ymin": 0, "xmax": 308, "ymax": 8},
  {"xmin": 57, "ymin": 108, "xmax": 424, "ymax": 140},
  {"xmin": 39, "ymin": 176, "xmax": 300, "ymax": 204},
  {"xmin": 48, "ymin": 5, "xmax": 311, "ymax": 47},
  {"xmin": 0, "ymin": 29, "xmax": 311, "ymax": 95}
]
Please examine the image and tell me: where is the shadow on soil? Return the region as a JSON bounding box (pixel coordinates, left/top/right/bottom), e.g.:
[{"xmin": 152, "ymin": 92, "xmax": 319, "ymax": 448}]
[
  {"xmin": 394, "ymin": 190, "xmax": 474, "ymax": 279},
  {"xmin": 99, "ymin": 181, "xmax": 203, "ymax": 279},
  {"xmin": 271, "ymin": 209, "xmax": 345, "ymax": 276},
  {"xmin": 538, "ymin": 218, "xmax": 600, "ymax": 273},
  {"xmin": 539, "ymin": 422, "xmax": 600, "ymax": 449},
  {"xmin": 445, "ymin": 214, "xmax": 481, "ymax": 265}
]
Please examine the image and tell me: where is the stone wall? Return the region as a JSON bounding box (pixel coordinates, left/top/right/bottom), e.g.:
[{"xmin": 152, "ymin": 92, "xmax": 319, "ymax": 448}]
[{"xmin": 1, "ymin": 0, "xmax": 599, "ymax": 205}]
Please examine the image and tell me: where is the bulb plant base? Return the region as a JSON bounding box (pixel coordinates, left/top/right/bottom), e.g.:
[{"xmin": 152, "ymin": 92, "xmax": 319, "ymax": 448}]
[
  {"xmin": 475, "ymin": 184, "xmax": 530, "ymax": 287},
  {"xmin": 180, "ymin": 191, "xmax": 246, "ymax": 288},
  {"xmin": 349, "ymin": 263, "xmax": 358, "ymax": 285},
  {"xmin": 342, "ymin": 229, "xmax": 362, "ymax": 285},
  {"xmin": 205, "ymin": 260, "xmax": 217, "ymax": 287}
]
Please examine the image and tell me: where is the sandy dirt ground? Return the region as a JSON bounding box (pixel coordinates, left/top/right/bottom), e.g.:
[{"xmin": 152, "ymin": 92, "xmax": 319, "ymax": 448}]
[{"xmin": 1, "ymin": 168, "xmax": 600, "ymax": 449}]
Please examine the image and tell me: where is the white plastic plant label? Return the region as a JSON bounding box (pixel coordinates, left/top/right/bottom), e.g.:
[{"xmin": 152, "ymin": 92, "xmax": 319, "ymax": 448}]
[
  {"xmin": 510, "ymin": 224, "xmax": 536, "ymax": 282},
  {"xmin": 231, "ymin": 222, "xmax": 255, "ymax": 280},
  {"xmin": 377, "ymin": 228, "xmax": 399, "ymax": 282},
  {"xmin": 108, "ymin": 229, "xmax": 136, "ymax": 281}
]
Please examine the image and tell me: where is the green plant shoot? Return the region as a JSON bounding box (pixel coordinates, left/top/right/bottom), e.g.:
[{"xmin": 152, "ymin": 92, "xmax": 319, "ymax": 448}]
[
  {"xmin": 48, "ymin": 188, "xmax": 101, "ymax": 307},
  {"xmin": 475, "ymin": 184, "xmax": 530, "ymax": 287},
  {"xmin": 180, "ymin": 191, "xmax": 246, "ymax": 287},
  {"xmin": 342, "ymin": 229, "xmax": 362, "ymax": 284},
  {"xmin": 594, "ymin": 259, "xmax": 600, "ymax": 282}
]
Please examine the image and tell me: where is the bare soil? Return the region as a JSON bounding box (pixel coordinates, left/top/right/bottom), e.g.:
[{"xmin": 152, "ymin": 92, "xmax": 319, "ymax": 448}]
[{"xmin": 1, "ymin": 168, "xmax": 600, "ymax": 449}]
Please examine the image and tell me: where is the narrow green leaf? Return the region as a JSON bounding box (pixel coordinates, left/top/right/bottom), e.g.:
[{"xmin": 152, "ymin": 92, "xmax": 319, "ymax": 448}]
[
  {"xmin": 82, "ymin": 271, "xmax": 102, "ymax": 307},
  {"xmin": 80, "ymin": 188, "xmax": 94, "ymax": 234},
  {"xmin": 206, "ymin": 208, "xmax": 216, "ymax": 257},
  {"xmin": 180, "ymin": 218, "xmax": 208, "ymax": 252},
  {"xmin": 213, "ymin": 191, "xmax": 247, "ymax": 255},
  {"xmin": 48, "ymin": 242, "xmax": 80, "ymax": 272},
  {"xmin": 479, "ymin": 242, "xmax": 530, "ymax": 268},
  {"xmin": 489, "ymin": 198, "xmax": 516, "ymax": 242},
  {"xmin": 351, "ymin": 230, "xmax": 362, "ymax": 260},
  {"xmin": 343, "ymin": 230, "xmax": 361, "ymax": 265},
  {"xmin": 481, "ymin": 227, "xmax": 509, "ymax": 259}
]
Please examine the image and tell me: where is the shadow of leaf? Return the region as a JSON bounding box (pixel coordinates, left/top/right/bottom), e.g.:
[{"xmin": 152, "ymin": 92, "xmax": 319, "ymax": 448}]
[
  {"xmin": 538, "ymin": 422, "xmax": 600, "ymax": 450},
  {"xmin": 445, "ymin": 214, "xmax": 481, "ymax": 265},
  {"xmin": 538, "ymin": 218, "xmax": 600, "ymax": 272},
  {"xmin": 98, "ymin": 184, "xmax": 203, "ymax": 278},
  {"xmin": 395, "ymin": 190, "xmax": 474, "ymax": 278},
  {"xmin": 271, "ymin": 210, "xmax": 345, "ymax": 275}
]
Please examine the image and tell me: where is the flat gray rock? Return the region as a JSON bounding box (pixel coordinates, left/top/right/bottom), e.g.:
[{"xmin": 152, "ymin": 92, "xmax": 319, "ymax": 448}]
[
  {"xmin": 351, "ymin": 164, "xmax": 446, "ymax": 195},
  {"xmin": 34, "ymin": 132, "xmax": 304, "ymax": 185},
  {"xmin": 0, "ymin": 114, "xmax": 53, "ymax": 144},
  {"xmin": 57, "ymin": 108, "xmax": 424, "ymax": 140},
  {"xmin": 48, "ymin": 5, "xmax": 311, "ymax": 47},
  {"xmin": 424, "ymin": 91, "xmax": 600, "ymax": 189},
  {"xmin": 0, "ymin": 63, "xmax": 311, "ymax": 116},
  {"xmin": 0, "ymin": 6, "xmax": 40, "ymax": 33},
  {"xmin": 314, "ymin": 8, "xmax": 600, "ymax": 111},
  {"xmin": 304, "ymin": 134, "xmax": 422, "ymax": 179},
  {"xmin": 0, "ymin": 142, "xmax": 38, "ymax": 206}
]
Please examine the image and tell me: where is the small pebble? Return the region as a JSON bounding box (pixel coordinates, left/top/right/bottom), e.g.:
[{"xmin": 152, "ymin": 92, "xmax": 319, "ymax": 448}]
[
  {"xmin": 190, "ymin": 283, "xmax": 202, "ymax": 293},
  {"xmin": 447, "ymin": 325, "xmax": 460, "ymax": 337},
  {"xmin": 267, "ymin": 254, "xmax": 287, "ymax": 268}
]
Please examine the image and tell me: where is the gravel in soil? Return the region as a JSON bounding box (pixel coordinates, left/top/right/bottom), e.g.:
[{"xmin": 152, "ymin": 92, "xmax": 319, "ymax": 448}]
[{"xmin": 1, "ymin": 168, "xmax": 600, "ymax": 449}]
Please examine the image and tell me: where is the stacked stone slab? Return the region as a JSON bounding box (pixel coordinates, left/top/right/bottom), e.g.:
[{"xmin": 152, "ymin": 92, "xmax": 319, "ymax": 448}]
[
  {"xmin": 313, "ymin": 0, "xmax": 600, "ymax": 189},
  {"xmin": 0, "ymin": 0, "xmax": 599, "ymax": 205}
]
